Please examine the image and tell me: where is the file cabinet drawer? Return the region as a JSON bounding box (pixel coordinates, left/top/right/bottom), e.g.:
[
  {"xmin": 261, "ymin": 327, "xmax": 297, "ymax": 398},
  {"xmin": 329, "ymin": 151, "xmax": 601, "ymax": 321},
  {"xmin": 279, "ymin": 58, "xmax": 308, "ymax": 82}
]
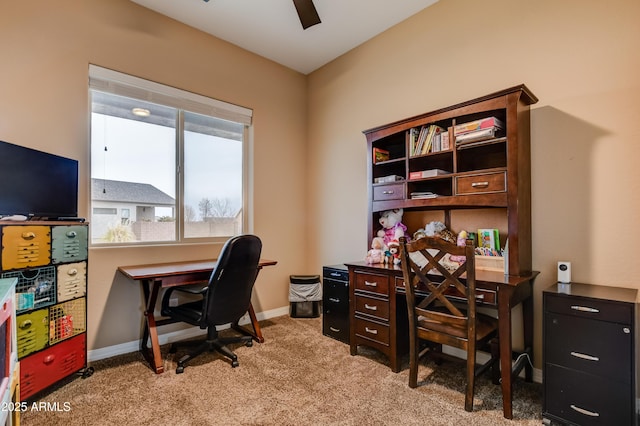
[
  {"xmin": 51, "ymin": 225, "xmax": 88, "ymax": 263},
  {"xmin": 57, "ymin": 261, "xmax": 87, "ymax": 302},
  {"xmin": 1, "ymin": 226, "xmax": 51, "ymax": 270}
]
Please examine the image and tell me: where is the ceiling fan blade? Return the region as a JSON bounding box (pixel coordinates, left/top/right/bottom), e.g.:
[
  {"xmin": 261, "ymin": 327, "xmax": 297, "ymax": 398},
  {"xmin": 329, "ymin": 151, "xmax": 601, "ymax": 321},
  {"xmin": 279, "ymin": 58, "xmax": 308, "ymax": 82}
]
[{"xmin": 293, "ymin": 0, "xmax": 321, "ymax": 30}]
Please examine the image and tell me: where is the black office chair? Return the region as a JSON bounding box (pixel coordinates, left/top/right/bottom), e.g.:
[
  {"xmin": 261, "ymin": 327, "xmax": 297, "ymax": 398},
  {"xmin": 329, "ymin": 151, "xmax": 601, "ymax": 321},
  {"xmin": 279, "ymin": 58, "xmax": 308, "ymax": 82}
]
[{"xmin": 160, "ymin": 234, "xmax": 262, "ymax": 373}]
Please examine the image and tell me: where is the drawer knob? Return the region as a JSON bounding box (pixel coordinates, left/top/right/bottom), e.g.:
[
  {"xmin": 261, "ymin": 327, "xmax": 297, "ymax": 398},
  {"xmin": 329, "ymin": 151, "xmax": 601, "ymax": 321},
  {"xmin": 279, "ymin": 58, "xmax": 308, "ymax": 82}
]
[
  {"xmin": 471, "ymin": 181, "xmax": 489, "ymax": 188},
  {"xmin": 364, "ymin": 304, "xmax": 378, "ymax": 311},
  {"xmin": 382, "ymin": 190, "xmax": 395, "ymax": 195},
  {"xmin": 329, "ymin": 327, "xmax": 341, "ymax": 332},
  {"xmin": 364, "ymin": 281, "xmax": 377, "ymax": 287},
  {"xmin": 623, "ymin": 327, "xmax": 630, "ymax": 334},
  {"xmin": 570, "ymin": 404, "xmax": 599, "ymax": 417},
  {"xmin": 365, "ymin": 327, "xmax": 378, "ymax": 335},
  {"xmin": 328, "ymin": 297, "xmax": 340, "ymax": 303},
  {"xmin": 570, "ymin": 351, "xmax": 599, "ymax": 362},
  {"xmin": 21, "ymin": 232, "xmax": 36, "ymax": 239},
  {"xmin": 570, "ymin": 305, "xmax": 599, "ymax": 313}
]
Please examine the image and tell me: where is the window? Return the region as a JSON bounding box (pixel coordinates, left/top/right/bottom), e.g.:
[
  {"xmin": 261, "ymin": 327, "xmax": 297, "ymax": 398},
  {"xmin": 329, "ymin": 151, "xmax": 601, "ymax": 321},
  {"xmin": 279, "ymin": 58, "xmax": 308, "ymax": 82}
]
[{"xmin": 89, "ymin": 65, "xmax": 252, "ymax": 245}]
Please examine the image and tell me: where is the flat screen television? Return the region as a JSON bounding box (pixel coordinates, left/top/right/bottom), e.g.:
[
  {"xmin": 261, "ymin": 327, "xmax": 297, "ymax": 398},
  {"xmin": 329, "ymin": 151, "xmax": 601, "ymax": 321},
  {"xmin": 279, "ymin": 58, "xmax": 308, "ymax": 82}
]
[{"xmin": 0, "ymin": 140, "xmax": 79, "ymax": 219}]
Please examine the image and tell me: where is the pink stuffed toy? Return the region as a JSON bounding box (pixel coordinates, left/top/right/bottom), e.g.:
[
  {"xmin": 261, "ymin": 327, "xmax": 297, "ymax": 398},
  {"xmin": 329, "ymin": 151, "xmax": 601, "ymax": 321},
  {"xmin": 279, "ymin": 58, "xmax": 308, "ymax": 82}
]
[{"xmin": 371, "ymin": 209, "xmax": 410, "ymax": 252}]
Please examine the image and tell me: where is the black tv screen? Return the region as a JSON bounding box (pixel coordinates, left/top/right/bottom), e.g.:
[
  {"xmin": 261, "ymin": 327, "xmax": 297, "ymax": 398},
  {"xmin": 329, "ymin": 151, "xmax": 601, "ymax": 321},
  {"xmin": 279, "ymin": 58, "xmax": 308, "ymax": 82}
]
[{"xmin": 0, "ymin": 140, "xmax": 79, "ymax": 219}]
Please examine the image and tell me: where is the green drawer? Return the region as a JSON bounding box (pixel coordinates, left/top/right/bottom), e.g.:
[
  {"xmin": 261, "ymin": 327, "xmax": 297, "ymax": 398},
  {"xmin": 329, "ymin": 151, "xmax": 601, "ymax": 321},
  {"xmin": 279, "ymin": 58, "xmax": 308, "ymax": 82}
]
[
  {"xmin": 51, "ymin": 225, "xmax": 88, "ymax": 264},
  {"xmin": 17, "ymin": 309, "xmax": 49, "ymax": 358}
]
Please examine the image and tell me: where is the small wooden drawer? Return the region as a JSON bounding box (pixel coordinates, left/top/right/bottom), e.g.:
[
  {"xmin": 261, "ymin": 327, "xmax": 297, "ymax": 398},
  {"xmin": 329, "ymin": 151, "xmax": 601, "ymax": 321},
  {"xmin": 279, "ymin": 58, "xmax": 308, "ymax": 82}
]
[
  {"xmin": 373, "ymin": 183, "xmax": 404, "ymax": 201},
  {"xmin": 354, "ymin": 316, "xmax": 389, "ymax": 346},
  {"xmin": 394, "ymin": 276, "xmax": 496, "ymax": 306},
  {"xmin": 354, "ymin": 271, "xmax": 389, "ymax": 297},
  {"xmin": 545, "ymin": 293, "xmax": 633, "ymax": 325},
  {"xmin": 355, "ymin": 294, "xmax": 389, "ymax": 321},
  {"xmin": 455, "ymin": 171, "xmax": 506, "ymax": 195}
]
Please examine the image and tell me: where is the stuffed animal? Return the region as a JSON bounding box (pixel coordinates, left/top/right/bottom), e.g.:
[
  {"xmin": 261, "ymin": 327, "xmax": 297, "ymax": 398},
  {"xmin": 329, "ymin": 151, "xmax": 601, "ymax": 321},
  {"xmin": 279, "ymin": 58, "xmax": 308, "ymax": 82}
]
[
  {"xmin": 372, "ymin": 209, "xmax": 410, "ymax": 252},
  {"xmin": 424, "ymin": 221, "xmax": 457, "ymax": 244},
  {"xmin": 386, "ymin": 240, "xmax": 401, "ymax": 265},
  {"xmin": 365, "ymin": 238, "xmax": 385, "ymax": 264}
]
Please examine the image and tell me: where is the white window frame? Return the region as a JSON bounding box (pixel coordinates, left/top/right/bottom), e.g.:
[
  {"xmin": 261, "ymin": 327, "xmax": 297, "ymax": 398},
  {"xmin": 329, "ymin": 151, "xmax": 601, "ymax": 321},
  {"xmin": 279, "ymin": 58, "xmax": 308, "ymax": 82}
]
[{"xmin": 88, "ymin": 65, "xmax": 254, "ymax": 246}]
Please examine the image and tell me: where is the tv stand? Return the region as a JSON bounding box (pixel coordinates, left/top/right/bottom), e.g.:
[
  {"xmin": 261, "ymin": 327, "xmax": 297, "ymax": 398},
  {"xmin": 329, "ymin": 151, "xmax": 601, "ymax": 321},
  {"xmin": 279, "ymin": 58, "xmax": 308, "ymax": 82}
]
[{"xmin": 55, "ymin": 217, "xmax": 86, "ymax": 222}]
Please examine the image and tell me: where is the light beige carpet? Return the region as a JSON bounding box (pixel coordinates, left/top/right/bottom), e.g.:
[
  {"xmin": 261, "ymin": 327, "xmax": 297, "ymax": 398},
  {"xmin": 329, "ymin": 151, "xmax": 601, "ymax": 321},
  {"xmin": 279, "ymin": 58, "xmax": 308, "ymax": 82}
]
[{"xmin": 21, "ymin": 315, "xmax": 541, "ymax": 425}]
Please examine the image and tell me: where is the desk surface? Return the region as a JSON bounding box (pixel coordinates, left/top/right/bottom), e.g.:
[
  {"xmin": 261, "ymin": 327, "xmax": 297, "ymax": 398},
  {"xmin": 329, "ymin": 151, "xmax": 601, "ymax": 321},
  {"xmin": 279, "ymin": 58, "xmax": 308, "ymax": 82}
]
[
  {"xmin": 344, "ymin": 260, "xmax": 539, "ymax": 286},
  {"xmin": 118, "ymin": 258, "xmax": 278, "ymax": 281}
]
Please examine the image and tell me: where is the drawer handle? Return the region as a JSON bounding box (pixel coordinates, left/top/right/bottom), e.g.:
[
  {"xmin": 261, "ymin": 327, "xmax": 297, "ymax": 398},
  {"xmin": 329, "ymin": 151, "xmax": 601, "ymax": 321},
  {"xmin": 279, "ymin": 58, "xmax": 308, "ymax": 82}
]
[
  {"xmin": 570, "ymin": 404, "xmax": 599, "ymax": 417},
  {"xmin": 67, "ymin": 268, "xmax": 78, "ymax": 276},
  {"xmin": 364, "ymin": 281, "xmax": 378, "ymax": 287},
  {"xmin": 365, "ymin": 327, "xmax": 378, "ymax": 335},
  {"xmin": 19, "ymin": 320, "xmax": 32, "ymax": 329},
  {"xmin": 471, "ymin": 181, "xmax": 489, "ymax": 188},
  {"xmin": 364, "ymin": 304, "xmax": 378, "ymax": 311},
  {"xmin": 329, "ymin": 327, "xmax": 341, "ymax": 332},
  {"xmin": 43, "ymin": 355, "xmax": 56, "ymax": 365},
  {"xmin": 66, "ymin": 231, "xmax": 77, "ymax": 238},
  {"xmin": 475, "ymin": 294, "xmax": 484, "ymax": 300},
  {"xmin": 382, "ymin": 190, "xmax": 395, "ymax": 195},
  {"xmin": 328, "ymin": 297, "xmax": 340, "ymax": 303},
  {"xmin": 330, "ymin": 272, "xmax": 341, "ymax": 277},
  {"xmin": 570, "ymin": 351, "xmax": 599, "ymax": 362},
  {"xmin": 21, "ymin": 232, "xmax": 36, "ymax": 239},
  {"xmin": 571, "ymin": 305, "xmax": 599, "ymax": 313}
]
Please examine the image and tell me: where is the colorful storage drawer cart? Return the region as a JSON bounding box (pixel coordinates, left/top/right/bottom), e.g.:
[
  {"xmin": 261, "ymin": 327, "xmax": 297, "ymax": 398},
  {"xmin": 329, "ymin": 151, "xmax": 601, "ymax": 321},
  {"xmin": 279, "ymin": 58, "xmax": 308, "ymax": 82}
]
[{"xmin": 0, "ymin": 221, "xmax": 92, "ymax": 400}]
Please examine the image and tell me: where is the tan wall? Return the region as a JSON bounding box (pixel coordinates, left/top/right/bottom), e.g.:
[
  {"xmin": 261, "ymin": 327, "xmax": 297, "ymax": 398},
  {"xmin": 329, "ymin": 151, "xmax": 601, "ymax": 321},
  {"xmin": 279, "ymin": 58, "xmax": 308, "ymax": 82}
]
[
  {"xmin": 0, "ymin": 1, "xmax": 308, "ymax": 350},
  {"xmin": 307, "ymin": 0, "xmax": 640, "ymax": 367}
]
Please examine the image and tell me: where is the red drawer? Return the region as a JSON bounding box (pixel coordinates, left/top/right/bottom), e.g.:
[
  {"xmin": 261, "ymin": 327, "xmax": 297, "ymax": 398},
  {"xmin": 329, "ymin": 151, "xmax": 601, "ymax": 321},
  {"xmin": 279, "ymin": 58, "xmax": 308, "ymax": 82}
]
[{"xmin": 20, "ymin": 333, "xmax": 86, "ymax": 400}]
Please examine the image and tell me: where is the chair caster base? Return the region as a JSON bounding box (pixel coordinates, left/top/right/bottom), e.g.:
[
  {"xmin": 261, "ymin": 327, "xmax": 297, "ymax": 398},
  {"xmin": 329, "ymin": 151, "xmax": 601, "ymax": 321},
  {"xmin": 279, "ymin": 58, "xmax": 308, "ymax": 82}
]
[
  {"xmin": 176, "ymin": 365, "xmax": 185, "ymax": 374},
  {"xmin": 231, "ymin": 360, "xmax": 239, "ymax": 368}
]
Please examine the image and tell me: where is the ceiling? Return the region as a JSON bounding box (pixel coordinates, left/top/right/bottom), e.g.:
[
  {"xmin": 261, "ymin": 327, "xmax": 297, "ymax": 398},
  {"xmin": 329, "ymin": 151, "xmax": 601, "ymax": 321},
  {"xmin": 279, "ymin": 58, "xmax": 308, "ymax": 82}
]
[{"xmin": 130, "ymin": 0, "xmax": 439, "ymax": 75}]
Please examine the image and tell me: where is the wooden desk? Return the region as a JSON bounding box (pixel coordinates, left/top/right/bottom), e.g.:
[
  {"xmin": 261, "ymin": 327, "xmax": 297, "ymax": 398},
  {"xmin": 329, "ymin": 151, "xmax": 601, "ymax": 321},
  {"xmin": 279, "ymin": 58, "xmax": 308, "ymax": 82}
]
[
  {"xmin": 344, "ymin": 261, "xmax": 538, "ymax": 420},
  {"xmin": 118, "ymin": 258, "xmax": 277, "ymax": 374}
]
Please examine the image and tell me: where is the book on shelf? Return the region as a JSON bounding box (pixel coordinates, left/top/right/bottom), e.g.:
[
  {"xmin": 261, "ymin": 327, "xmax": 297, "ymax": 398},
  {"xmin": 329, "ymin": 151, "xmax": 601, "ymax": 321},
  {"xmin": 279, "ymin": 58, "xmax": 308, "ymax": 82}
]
[
  {"xmin": 454, "ymin": 116, "xmax": 504, "ymax": 135},
  {"xmin": 374, "ymin": 175, "xmax": 403, "ymax": 184},
  {"xmin": 411, "ymin": 124, "xmax": 446, "ymax": 156},
  {"xmin": 455, "ymin": 127, "xmax": 500, "ymax": 145},
  {"xmin": 409, "ymin": 169, "xmax": 451, "ymax": 180},
  {"xmin": 410, "ymin": 191, "xmax": 439, "ymax": 199},
  {"xmin": 441, "ymin": 132, "xmax": 450, "ymax": 150},
  {"xmin": 373, "ymin": 147, "xmax": 390, "ymax": 163},
  {"xmin": 477, "ymin": 228, "xmax": 500, "ymax": 251}
]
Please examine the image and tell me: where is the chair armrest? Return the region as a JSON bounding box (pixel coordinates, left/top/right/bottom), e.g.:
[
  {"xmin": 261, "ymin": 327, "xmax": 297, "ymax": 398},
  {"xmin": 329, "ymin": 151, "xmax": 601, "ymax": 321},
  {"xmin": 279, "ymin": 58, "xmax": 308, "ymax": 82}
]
[{"xmin": 170, "ymin": 283, "xmax": 208, "ymax": 295}]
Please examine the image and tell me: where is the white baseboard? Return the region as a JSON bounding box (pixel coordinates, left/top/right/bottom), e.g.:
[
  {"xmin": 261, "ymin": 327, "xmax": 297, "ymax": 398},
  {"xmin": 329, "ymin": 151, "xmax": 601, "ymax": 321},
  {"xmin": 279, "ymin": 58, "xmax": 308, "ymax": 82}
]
[
  {"xmin": 443, "ymin": 346, "xmax": 542, "ymax": 384},
  {"xmin": 87, "ymin": 305, "xmax": 290, "ymax": 362}
]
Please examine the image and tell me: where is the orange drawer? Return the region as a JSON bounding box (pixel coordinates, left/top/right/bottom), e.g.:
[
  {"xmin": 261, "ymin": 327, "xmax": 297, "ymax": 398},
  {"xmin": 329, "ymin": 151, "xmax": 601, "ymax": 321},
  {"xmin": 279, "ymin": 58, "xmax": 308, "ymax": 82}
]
[
  {"xmin": 373, "ymin": 183, "xmax": 404, "ymax": 201},
  {"xmin": 355, "ymin": 294, "xmax": 389, "ymax": 320},
  {"xmin": 455, "ymin": 171, "xmax": 506, "ymax": 195},
  {"xmin": 354, "ymin": 271, "xmax": 389, "ymax": 297}
]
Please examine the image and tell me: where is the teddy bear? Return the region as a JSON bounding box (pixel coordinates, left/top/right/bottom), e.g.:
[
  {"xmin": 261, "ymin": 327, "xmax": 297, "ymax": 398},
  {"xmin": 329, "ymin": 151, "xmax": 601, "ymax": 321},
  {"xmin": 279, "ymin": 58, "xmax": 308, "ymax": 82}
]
[
  {"xmin": 371, "ymin": 208, "xmax": 410, "ymax": 252},
  {"xmin": 365, "ymin": 237, "xmax": 385, "ymax": 264},
  {"xmin": 385, "ymin": 240, "xmax": 401, "ymax": 265}
]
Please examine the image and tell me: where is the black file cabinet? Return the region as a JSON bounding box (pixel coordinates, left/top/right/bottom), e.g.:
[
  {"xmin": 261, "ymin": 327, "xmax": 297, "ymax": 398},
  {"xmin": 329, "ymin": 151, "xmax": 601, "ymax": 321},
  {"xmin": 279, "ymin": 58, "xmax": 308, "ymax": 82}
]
[
  {"xmin": 543, "ymin": 282, "xmax": 638, "ymax": 426},
  {"xmin": 322, "ymin": 265, "xmax": 350, "ymax": 344}
]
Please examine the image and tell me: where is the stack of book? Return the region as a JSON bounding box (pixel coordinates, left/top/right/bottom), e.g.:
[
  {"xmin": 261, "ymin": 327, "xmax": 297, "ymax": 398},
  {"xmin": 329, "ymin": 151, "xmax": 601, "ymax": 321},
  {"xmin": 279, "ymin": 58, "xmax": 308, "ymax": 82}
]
[
  {"xmin": 410, "ymin": 191, "xmax": 439, "ymax": 199},
  {"xmin": 373, "ymin": 147, "xmax": 389, "ymax": 163},
  {"xmin": 409, "ymin": 124, "xmax": 448, "ymax": 156},
  {"xmin": 408, "ymin": 169, "xmax": 451, "ymax": 180},
  {"xmin": 454, "ymin": 117, "xmax": 504, "ymax": 146}
]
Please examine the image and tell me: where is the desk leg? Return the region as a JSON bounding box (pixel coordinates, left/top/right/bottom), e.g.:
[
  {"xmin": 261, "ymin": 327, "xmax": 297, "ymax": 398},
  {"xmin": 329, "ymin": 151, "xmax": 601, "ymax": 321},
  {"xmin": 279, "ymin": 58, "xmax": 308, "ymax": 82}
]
[
  {"xmin": 522, "ymin": 283, "xmax": 534, "ymax": 382},
  {"xmin": 232, "ymin": 303, "xmax": 264, "ymax": 343},
  {"xmin": 140, "ymin": 279, "xmax": 164, "ymax": 374},
  {"xmin": 497, "ymin": 289, "xmax": 514, "ymax": 420}
]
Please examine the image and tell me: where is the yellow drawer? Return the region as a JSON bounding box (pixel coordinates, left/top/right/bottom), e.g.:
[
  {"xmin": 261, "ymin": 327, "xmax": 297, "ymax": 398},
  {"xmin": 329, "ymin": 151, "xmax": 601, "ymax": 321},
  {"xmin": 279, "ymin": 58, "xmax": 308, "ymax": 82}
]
[{"xmin": 1, "ymin": 225, "xmax": 51, "ymax": 270}]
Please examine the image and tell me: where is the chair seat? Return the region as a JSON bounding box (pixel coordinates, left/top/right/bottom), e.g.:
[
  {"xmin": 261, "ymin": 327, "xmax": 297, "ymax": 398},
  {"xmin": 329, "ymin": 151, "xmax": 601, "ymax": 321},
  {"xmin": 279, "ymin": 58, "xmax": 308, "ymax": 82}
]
[
  {"xmin": 162, "ymin": 301, "xmax": 205, "ymax": 325},
  {"xmin": 417, "ymin": 310, "xmax": 498, "ymax": 340}
]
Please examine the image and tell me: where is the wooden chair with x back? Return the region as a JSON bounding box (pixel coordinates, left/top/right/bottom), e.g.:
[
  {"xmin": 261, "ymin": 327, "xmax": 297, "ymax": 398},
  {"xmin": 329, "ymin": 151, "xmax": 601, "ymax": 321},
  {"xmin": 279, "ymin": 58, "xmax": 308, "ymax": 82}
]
[{"xmin": 399, "ymin": 235, "xmax": 500, "ymax": 412}]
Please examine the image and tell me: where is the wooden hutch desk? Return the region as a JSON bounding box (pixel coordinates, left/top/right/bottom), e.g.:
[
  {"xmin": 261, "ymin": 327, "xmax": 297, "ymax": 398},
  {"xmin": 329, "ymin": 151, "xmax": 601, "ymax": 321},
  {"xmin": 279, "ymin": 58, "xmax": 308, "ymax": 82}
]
[{"xmin": 345, "ymin": 260, "xmax": 538, "ymax": 420}]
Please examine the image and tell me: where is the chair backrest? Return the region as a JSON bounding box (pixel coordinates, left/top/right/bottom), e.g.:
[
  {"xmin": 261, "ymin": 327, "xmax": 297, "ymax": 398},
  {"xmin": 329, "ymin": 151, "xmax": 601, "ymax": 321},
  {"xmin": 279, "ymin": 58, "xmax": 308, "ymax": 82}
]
[
  {"xmin": 399, "ymin": 236, "xmax": 476, "ymax": 344},
  {"xmin": 203, "ymin": 234, "xmax": 262, "ymax": 327}
]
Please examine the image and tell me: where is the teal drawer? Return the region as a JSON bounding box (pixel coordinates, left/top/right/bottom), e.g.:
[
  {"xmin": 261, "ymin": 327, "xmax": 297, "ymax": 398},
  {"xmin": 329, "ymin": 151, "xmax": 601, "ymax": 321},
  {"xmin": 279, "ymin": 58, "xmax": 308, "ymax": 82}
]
[{"xmin": 51, "ymin": 225, "xmax": 88, "ymax": 264}]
